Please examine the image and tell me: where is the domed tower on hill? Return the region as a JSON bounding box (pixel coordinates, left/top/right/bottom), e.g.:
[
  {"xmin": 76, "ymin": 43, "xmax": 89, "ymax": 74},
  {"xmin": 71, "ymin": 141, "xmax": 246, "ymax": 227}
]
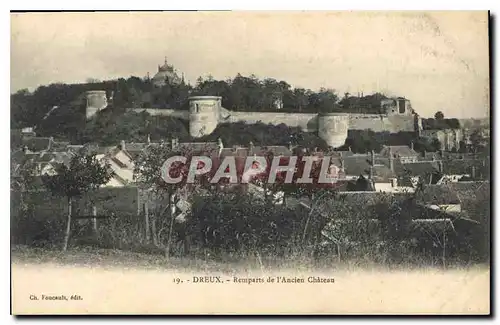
[
  {"xmin": 188, "ymin": 96, "xmax": 221, "ymax": 138},
  {"xmin": 152, "ymin": 57, "xmax": 183, "ymax": 87}
]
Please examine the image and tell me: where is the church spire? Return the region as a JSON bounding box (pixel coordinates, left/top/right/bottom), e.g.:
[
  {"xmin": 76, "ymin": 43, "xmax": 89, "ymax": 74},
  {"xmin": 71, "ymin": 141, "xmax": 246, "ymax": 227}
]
[{"xmin": 164, "ymin": 56, "xmax": 167, "ymax": 65}]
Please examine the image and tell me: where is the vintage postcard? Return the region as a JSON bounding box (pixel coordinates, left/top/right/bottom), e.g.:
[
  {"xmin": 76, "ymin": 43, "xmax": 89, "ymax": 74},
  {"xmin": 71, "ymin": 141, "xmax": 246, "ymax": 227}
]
[{"xmin": 10, "ymin": 11, "xmax": 491, "ymax": 315}]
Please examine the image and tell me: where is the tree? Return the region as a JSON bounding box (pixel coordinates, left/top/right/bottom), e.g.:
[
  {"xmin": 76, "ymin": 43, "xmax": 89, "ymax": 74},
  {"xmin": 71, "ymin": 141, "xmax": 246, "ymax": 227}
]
[
  {"xmin": 469, "ymin": 129, "xmax": 486, "ymax": 154},
  {"xmin": 341, "ymin": 130, "xmax": 383, "ymax": 153},
  {"xmin": 11, "ymin": 155, "xmax": 38, "ymax": 214},
  {"xmin": 434, "ymin": 111, "xmax": 444, "ymax": 120},
  {"xmin": 134, "ymin": 141, "xmax": 218, "ymax": 258},
  {"xmin": 42, "ymin": 153, "xmax": 112, "ymax": 251},
  {"xmin": 186, "ymin": 191, "xmax": 304, "ymax": 258},
  {"xmin": 248, "ymin": 151, "xmax": 341, "ymax": 257}
]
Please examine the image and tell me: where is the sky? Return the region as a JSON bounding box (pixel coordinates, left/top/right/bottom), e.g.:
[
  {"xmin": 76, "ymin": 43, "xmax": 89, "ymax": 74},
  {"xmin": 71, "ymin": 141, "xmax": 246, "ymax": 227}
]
[{"xmin": 10, "ymin": 11, "xmax": 490, "ymax": 118}]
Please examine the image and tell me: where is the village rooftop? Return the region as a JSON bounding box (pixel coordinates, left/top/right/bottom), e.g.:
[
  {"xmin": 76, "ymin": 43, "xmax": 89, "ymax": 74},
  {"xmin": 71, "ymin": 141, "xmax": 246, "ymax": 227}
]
[{"xmin": 161, "ymin": 155, "xmax": 341, "ymax": 184}]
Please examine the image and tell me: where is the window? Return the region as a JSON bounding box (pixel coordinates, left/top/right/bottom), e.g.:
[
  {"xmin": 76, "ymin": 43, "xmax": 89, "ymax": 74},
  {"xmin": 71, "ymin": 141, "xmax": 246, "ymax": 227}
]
[{"xmin": 398, "ymin": 99, "xmax": 406, "ymax": 114}]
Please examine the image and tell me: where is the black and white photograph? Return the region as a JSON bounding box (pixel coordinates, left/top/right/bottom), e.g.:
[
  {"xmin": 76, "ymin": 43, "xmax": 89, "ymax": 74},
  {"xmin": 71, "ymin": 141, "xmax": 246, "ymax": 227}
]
[{"xmin": 9, "ymin": 10, "xmax": 491, "ymax": 315}]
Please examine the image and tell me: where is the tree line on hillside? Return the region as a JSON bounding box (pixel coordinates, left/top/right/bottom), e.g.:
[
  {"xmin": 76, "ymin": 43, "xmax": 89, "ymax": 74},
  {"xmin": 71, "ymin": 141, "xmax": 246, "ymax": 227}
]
[
  {"xmin": 11, "ymin": 75, "xmax": 467, "ymax": 152},
  {"xmin": 421, "ymin": 111, "xmax": 460, "ymax": 130},
  {"xmin": 11, "ymin": 74, "xmax": 396, "ymax": 131}
]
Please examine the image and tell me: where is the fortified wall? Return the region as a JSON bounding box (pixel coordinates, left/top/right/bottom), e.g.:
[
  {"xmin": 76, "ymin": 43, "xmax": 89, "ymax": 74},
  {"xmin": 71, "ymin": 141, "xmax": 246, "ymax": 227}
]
[
  {"xmin": 86, "ymin": 92, "xmax": 419, "ymax": 148},
  {"xmin": 420, "ymin": 129, "xmax": 463, "ymax": 152}
]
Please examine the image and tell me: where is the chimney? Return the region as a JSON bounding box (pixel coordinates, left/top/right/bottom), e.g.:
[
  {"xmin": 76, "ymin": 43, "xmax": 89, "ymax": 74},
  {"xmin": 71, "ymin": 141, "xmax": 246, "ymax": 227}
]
[
  {"xmin": 121, "ymin": 140, "xmax": 126, "ymax": 151},
  {"xmin": 147, "ymin": 134, "xmax": 151, "ymax": 145},
  {"xmin": 369, "ymin": 166, "xmax": 374, "ymax": 180},
  {"xmin": 348, "ymin": 146, "xmax": 352, "ymax": 152},
  {"xmin": 171, "ymin": 137, "xmax": 178, "ymax": 150},
  {"xmin": 217, "ymin": 138, "xmax": 224, "ymax": 156},
  {"xmin": 371, "ymin": 150, "xmax": 375, "ymax": 166},
  {"xmin": 440, "ymin": 149, "xmax": 444, "ymax": 159},
  {"xmin": 471, "ymin": 166, "xmax": 476, "ymax": 179},
  {"xmin": 410, "ymin": 141, "xmax": 414, "ymax": 151},
  {"xmin": 389, "ymin": 148, "xmax": 394, "ymax": 172},
  {"xmin": 48, "ymin": 136, "xmax": 54, "ymax": 150},
  {"xmin": 249, "ymin": 141, "xmax": 255, "ymax": 153},
  {"xmin": 170, "ymin": 193, "xmax": 176, "ymax": 216},
  {"xmin": 438, "ymin": 160, "xmax": 443, "ymax": 173}
]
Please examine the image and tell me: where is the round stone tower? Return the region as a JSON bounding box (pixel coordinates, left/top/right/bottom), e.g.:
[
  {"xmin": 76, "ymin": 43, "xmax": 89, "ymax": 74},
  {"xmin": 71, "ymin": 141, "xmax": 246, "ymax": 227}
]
[
  {"xmin": 188, "ymin": 96, "xmax": 221, "ymax": 138},
  {"xmin": 85, "ymin": 90, "xmax": 108, "ymax": 119},
  {"xmin": 317, "ymin": 113, "xmax": 350, "ymax": 148}
]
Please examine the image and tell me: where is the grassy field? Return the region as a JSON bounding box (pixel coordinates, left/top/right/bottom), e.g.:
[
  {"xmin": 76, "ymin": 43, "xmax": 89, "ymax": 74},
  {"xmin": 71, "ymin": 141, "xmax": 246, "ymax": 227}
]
[
  {"xmin": 11, "ymin": 244, "xmax": 490, "ymax": 272},
  {"xmin": 11, "ymin": 245, "xmax": 491, "ymax": 315}
]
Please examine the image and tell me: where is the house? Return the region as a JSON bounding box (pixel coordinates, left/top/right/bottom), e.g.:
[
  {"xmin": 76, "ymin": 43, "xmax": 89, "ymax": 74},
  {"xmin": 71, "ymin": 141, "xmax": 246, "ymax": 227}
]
[
  {"xmin": 370, "ymin": 164, "xmax": 400, "ymax": 192},
  {"xmin": 23, "ymin": 151, "xmax": 72, "ymax": 176},
  {"xmin": 414, "ymin": 184, "xmax": 462, "ymax": 212},
  {"xmin": 21, "ymin": 137, "xmax": 53, "ymax": 152},
  {"xmin": 339, "ymin": 151, "xmax": 401, "ymax": 192},
  {"xmin": 120, "ymin": 141, "xmax": 151, "ymax": 161},
  {"xmin": 440, "ymin": 158, "xmax": 489, "ymax": 182},
  {"xmin": 341, "ymin": 154, "xmax": 374, "ymax": 181},
  {"xmin": 96, "ymin": 145, "xmax": 136, "ymax": 187},
  {"xmin": 380, "ymin": 145, "xmax": 419, "ymax": 163},
  {"xmin": 444, "ymin": 181, "xmax": 490, "ymax": 223},
  {"xmin": 394, "ymin": 160, "xmax": 442, "ymax": 186}
]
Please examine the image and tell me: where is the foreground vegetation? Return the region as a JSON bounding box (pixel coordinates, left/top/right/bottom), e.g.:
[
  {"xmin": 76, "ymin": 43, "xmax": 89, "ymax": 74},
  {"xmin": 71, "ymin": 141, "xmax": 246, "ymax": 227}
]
[{"xmin": 11, "ymin": 186, "xmax": 490, "ymax": 269}]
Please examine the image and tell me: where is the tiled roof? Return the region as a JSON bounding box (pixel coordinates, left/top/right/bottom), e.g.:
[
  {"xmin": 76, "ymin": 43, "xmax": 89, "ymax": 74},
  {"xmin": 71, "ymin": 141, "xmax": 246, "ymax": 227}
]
[
  {"xmin": 177, "ymin": 142, "xmax": 219, "ymax": 155},
  {"xmin": 380, "ymin": 145, "xmax": 419, "ymax": 158},
  {"xmin": 261, "ymin": 146, "xmax": 293, "ymax": 157},
  {"xmin": 371, "ymin": 164, "xmax": 397, "ymax": 182},
  {"xmin": 442, "ymin": 158, "xmax": 488, "ymax": 177},
  {"xmin": 394, "ymin": 161, "xmax": 440, "ymax": 177},
  {"xmin": 421, "ymin": 152, "xmax": 440, "ymax": 161},
  {"xmin": 219, "ymin": 145, "xmax": 292, "ymax": 159},
  {"xmin": 123, "ymin": 142, "xmax": 149, "ymax": 153},
  {"xmin": 415, "ymin": 184, "xmax": 461, "ymax": 205},
  {"xmin": 34, "ymin": 152, "xmax": 57, "ymax": 163},
  {"xmin": 67, "ymin": 145, "xmax": 84, "ymax": 153},
  {"xmin": 49, "ymin": 141, "xmax": 70, "ymax": 152},
  {"xmin": 445, "ymin": 181, "xmax": 490, "ymax": 223},
  {"xmin": 331, "ymin": 150, "xmax": 355, "ymax": 157},
  {"xmin": 21, "ymin": 137, "xmax": 52, "ymax": 152},
  {"xmin": 342, "ymin": 155, "xmax": 374, "ymax": 177}
]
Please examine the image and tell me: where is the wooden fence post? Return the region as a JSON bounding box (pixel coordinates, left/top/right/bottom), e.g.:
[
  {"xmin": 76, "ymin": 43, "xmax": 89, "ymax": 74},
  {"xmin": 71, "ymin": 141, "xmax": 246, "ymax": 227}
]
[
  {"xmin": 165, "ymin": 194, "xmax": 176, "ymax": 261},
  {"xmin": 144, "ymin": 202, "xmax": 150, "ymax": 243},
  {"xmin": 92, "ymin": 205, "xmax": 98, "ymax": 237},
  {"xmin": 151, "ymin": 214, "xmax": 158, "ymax": 246}
]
